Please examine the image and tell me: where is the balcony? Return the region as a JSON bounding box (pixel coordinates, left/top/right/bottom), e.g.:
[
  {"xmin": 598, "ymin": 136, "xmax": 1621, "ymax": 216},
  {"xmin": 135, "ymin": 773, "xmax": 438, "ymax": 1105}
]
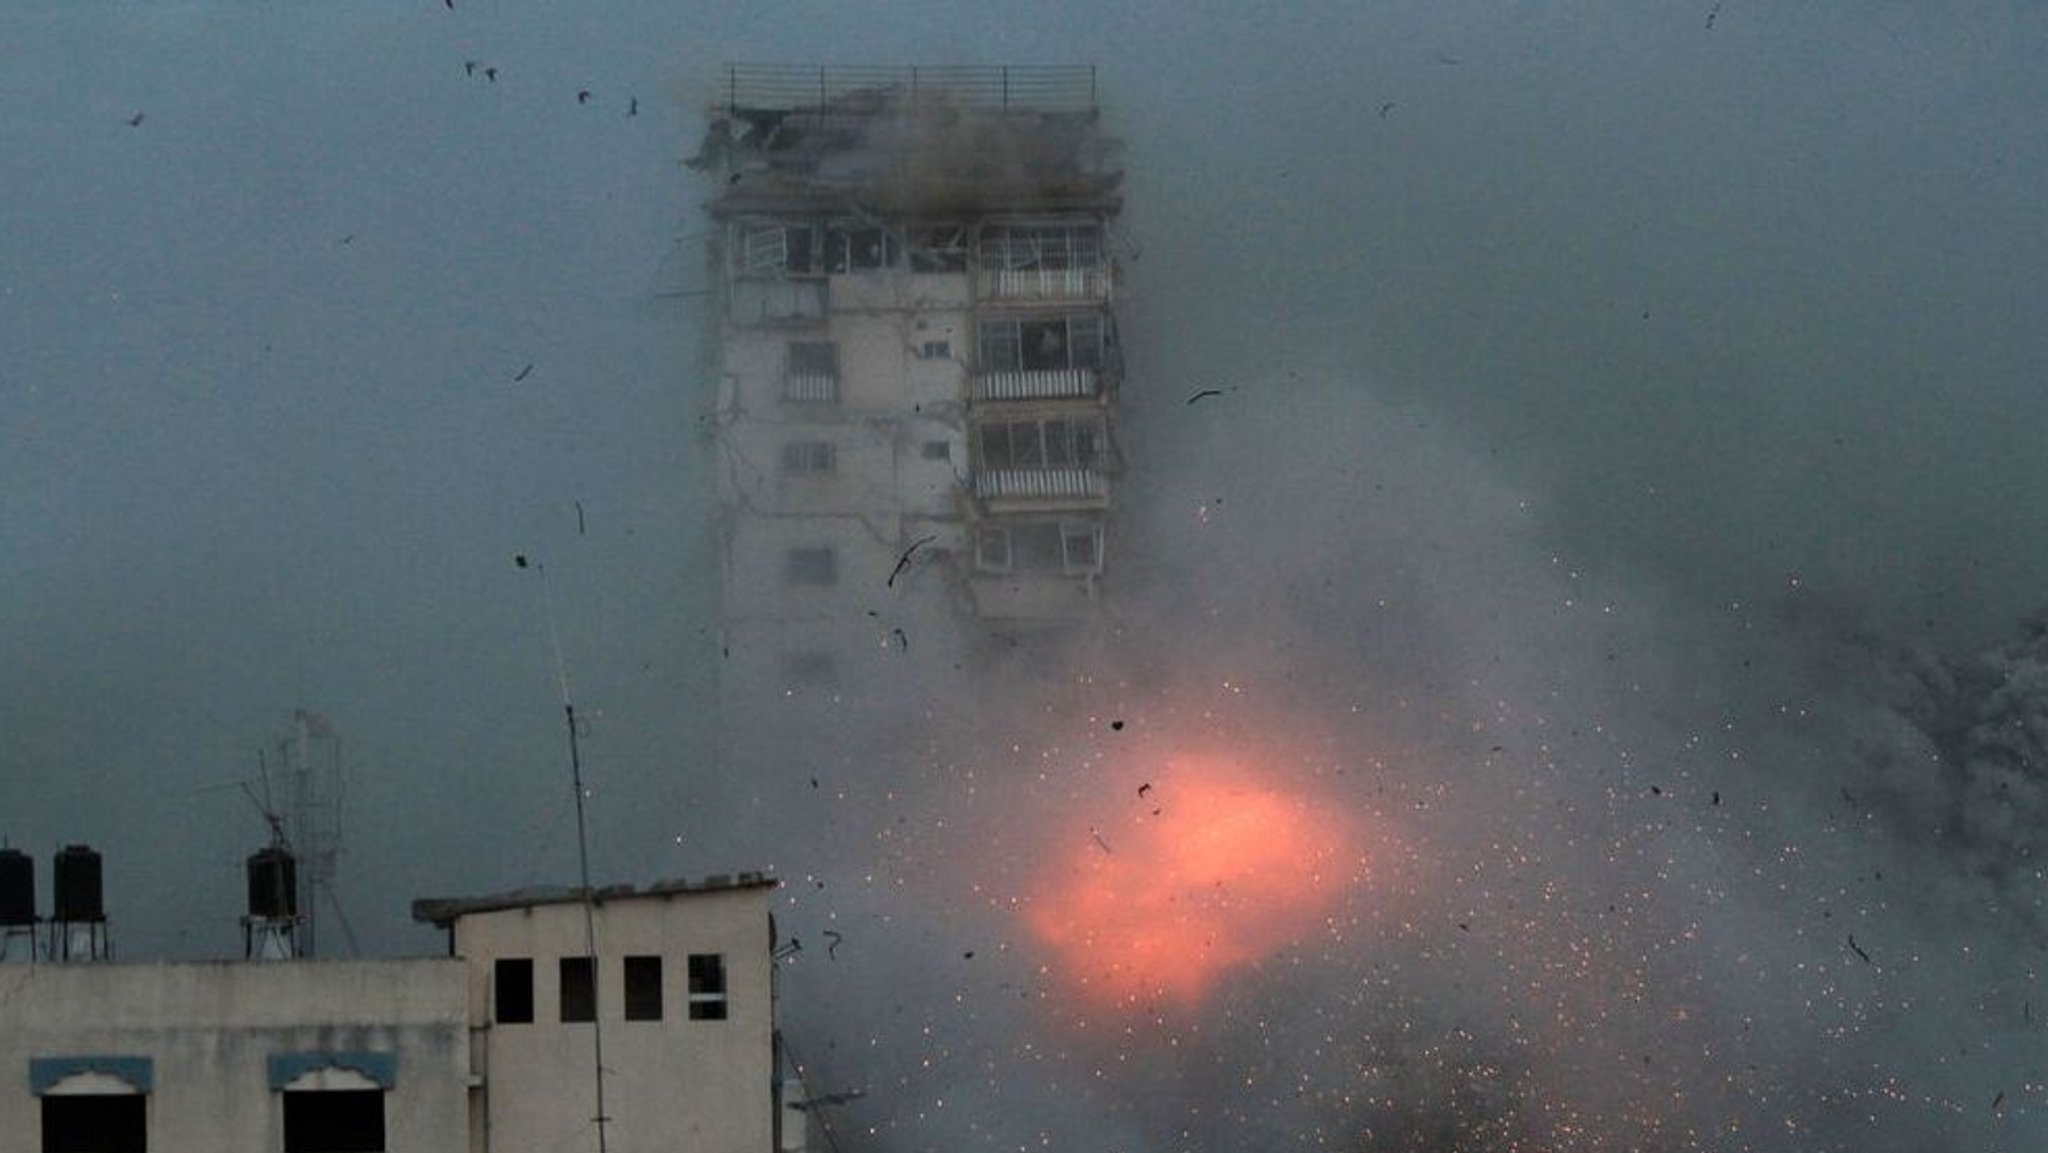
[
  {"xmin": 976, "ymin": 267, "xmax": 1109, "ymax": 304},
  {"xmin": 973, "ymin": 368, "xmax": 1098, "ymax": 402},
  {"xmin": 974, "ymin": 468, "xmax": 1107, "ymax": 505}
]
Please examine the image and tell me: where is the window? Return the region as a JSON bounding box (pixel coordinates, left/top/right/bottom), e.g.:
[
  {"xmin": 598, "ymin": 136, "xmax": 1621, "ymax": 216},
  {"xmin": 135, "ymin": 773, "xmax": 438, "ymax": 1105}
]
[
  {"xmin": 785, "ymin": 547, "xmax": 837, "ymax": 587},
  {"xmin": 978, "ymin": 314, "xmax": 1105, "ymax": 373},
  {"xmin": 689, "ymin": 953, "xmax": 729, "ymax": 1020},
  {"xmin": 742, "ymin": 223, "xmax": 815, "ymax": 275},
  {"xmin": 977, "ymin": 417, "xmax": 1104, "ymax": 470},
  {"xmin": 919, "ymin": 339, "xmax": 951, "ymax": 360},
  {"xmin": 624, "ymin": 955, "xmax": 663, "ymax": 1021},
  {"xmin": 784, "ymin": 341, "xmax": 838, "ymax": 403},
  {"xmin": 560, "ymin": 956, "xmax": 596, "ymax": 1023},
  {"xmin": 283, "ymin": 1090, "xmax": 385, "ymax": 1153},
  {"xmin": 495, "ymin": 957, "xmax": 534, "ymax": 1024},
  {"xmin": 976, "ymin": 521, "xmax": 1103, "ymax": 576},
  {"xmin": 824, "ymin": 227, "xmax": 897, "ymax": 273},
  {"xmin": 42, "ymin": 1096, "xmax": 145, "ymax": 1153},
  {"xmin": 921, "ymin": 440, "xmax": 951, "ymax": 462},
  {"xmin": 909, "ymin": 224, "xmax": 969, "ymax": 272},
  {"xmin": 782, "ymin": 440, "xmax": 836, "ymax": 475},
  {"xmin": 33, "ymin": 1058, "xmax": 151, "ymax": 1153}
]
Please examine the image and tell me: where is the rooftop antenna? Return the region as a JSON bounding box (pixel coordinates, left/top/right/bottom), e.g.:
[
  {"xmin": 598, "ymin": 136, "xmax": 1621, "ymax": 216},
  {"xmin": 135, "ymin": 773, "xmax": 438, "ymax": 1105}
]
[{"xmin": 516, "ymin": 552, "xmax": 610, "ymax": 1153}]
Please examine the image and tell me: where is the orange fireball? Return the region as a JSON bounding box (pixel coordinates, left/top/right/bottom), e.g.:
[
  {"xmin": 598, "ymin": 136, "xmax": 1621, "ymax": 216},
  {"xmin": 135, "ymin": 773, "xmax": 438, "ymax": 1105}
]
[{"xmin": 1022, "ymin": 752, "xmax": 1360, "ymax": 1009}]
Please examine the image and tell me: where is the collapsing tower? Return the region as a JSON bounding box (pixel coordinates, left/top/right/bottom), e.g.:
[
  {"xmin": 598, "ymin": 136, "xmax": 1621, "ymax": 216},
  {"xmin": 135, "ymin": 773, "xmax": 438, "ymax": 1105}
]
[{"xmin": 695, "ymin": 65, "xmax": 1126, "ymax": 798}]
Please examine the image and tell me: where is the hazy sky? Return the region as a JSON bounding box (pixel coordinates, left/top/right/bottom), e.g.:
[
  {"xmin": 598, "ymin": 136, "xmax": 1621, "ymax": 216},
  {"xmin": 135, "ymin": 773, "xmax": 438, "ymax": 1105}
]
[{"xmin": 7, "ymin": 4, "xmax": 2048, "ymax": 1150}]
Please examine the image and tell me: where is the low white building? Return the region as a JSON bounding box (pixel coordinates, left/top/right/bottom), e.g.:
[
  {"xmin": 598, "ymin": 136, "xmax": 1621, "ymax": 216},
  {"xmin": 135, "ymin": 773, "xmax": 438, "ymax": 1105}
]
[{"xmin": 0, "ymin": 874, "xmax": 788, "ymax": 1153}]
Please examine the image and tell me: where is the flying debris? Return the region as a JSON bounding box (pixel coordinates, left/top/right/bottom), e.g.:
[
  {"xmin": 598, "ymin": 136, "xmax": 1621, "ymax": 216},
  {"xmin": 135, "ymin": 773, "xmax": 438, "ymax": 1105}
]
[
  {"xmin": 512, "ymin": 362, "xmax": 534, "ymax": 382},
  {"xmin": 1110, "ymin": 719, "xmax": 1125, "ymax": 731},
  {"xmin": 574, "ymin": 500, "xmax": 585, "ymax": 535},
  {"xmin": 1137, "ymin": 782, "xmax": 1152, "ymax": 798},
  {"xmin": 628, "ymin": 96, "xmax": 638, "ymax": 117},
  {"xmin": 822, "ymin": 929, "xmax": 843, "ymax": 960},
  {"xmin": 1848, "ymin": 934, "xmax": 1872, "ymax": 964},
  {"xmin": 891, "ymin": 627, "xmax": 908, "ymax": 652},
  {"xmin": 125, "ymin": 111, "xmax": 145, "ymax": 127},
  {"xmin": 1706, "ymin": 2, "xmax": 1722, "ymax": 29},
  {"xmin": 886, "ymin": 534, "xmax": 936, "ymax": 587},
  {"xmin": 513, "ymin": 555, "xmax": 529, "ymax": 569},
  {"xmin": 577, "ymin": 90, "xmax": 591, "ymax": 105},
  {"xmin": 1379, "ymin": 101, "xmax": 1397, "ymax": 119},
  {"xmin": 464, "ymin": 60, "xmax": 477, "ymax": 77},
  {"xmin": 484, "ymin": 66, "xmax": 498, "ymax": 83},
  {"xmin": 1186, "ymin": 388, "xmax": 1224, "ymax": 405}
]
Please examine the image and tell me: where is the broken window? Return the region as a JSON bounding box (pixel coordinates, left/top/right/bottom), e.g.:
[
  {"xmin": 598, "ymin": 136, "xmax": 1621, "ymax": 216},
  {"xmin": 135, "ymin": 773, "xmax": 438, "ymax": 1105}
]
[
  {"xmin": 559, "ymin": 956, "xmax": 596, "ymax": 1023},
  {"xmin": 784, "ymin": 547, "xmax": 838, "ymax": 587},
  {"xmin": 742, "ymin": 223, "xmax": 816, "ymax": 276},
  {"xmin": 978, "ymin": 314, "xmax": 1105, "ymax": 373},
  {"xmin": 624, "ymin": 955, "xmax": 663, "ymax": 1022},
  {"xmin": 42, "ymin": 1096, "xmax": 146, "ymax": 1153},
  {"xmin": 689, "ymin": 953, "xmax": 729, "ymax": 1020},
  {"xmin": 977, "ymin": 417, "xmax": 1103, "ymax": 471},
  {"xmin": 781, "ymin": 440, "xmax": 837, "ymax": 475},
  {"xmin": 494, "ymin": 957, "xmax": 534, "ymax": 1024},
  {"xmin": 824, "ymin": 227, "xmax": 898, "ymax": 273},
  {"xmin": 909, "ymin": 224, "xmax": 969, "ymax": 272},
  {"xmin": 283, "ymin": 1090, "xmax": 385, "ymax": 1153}
]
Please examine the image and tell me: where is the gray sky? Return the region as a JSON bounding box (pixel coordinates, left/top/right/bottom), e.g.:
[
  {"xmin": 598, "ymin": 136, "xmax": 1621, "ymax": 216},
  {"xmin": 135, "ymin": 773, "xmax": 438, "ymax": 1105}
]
[{"xmin": 6, "ymin": 3, "xmax": 2048, "ymax": 1149}]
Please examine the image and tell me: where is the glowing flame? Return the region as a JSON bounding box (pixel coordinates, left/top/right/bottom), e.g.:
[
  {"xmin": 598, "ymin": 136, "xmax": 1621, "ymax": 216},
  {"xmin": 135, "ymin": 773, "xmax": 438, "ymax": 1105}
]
[{"xmin": 1022, "ymin": 752, "xmax": 1359, "ymax": 1009}]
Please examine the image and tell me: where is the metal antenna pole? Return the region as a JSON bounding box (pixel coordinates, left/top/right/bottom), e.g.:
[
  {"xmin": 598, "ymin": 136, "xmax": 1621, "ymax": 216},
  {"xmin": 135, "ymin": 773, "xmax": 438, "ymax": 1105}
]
[{"xmin": 532, "ymin": 557, "xmax": 610, "ymax": 1152}]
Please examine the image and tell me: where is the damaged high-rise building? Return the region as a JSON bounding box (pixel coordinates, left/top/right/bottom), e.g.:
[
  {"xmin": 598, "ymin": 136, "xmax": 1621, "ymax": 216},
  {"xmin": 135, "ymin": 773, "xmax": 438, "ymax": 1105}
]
[{"xmin": 691, "ymin": 64, "xmax": 1127, "ymax": 816}]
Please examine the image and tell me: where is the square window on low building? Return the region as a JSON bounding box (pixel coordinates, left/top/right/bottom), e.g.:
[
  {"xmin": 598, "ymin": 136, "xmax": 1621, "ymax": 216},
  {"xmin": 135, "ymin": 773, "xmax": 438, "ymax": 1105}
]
[
  {"xmin": 918, "ymin": 339, "xmax": 951, "ymax": 360},
  {"xmin": 495, "ymin": 957, "xmax": 534, "ymax": 1024},
  {"xmin": 42, "ymin": 1096, "xmax": 146, "ymax": 1153},
  {"xmin": 921, "ymin": 440, "xmax": 951, "ymax": 462},
  {"xmin": 560, "ymin": 955, "xmax": 596, "ymax": 1023},
  {"xmin": 624, "ymin": 955, "xmax": 664, "ymax": 1021},
  {"xmin": 688, "ymin": 952, "xmax": 729, "ymax": 1020},
  {"xmin": 33, "ymin": 1057, "xmax": 151, "ymax": 1153},
  {"xmin": 283, "ymin": 1090, "xmax": 386, "ymax": 1153}
]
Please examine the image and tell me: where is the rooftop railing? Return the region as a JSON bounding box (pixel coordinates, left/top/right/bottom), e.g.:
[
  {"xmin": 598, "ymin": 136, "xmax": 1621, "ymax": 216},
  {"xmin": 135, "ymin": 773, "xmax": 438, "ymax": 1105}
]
[{"xmin": 724, "ymin": 64, "xmax": 1097, "ymax": 115}]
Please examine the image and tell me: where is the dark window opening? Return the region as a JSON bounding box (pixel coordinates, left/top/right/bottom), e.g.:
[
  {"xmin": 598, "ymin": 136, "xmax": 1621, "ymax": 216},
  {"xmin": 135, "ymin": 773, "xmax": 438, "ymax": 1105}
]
[
  {"xmin": 283, "ymin": 1090, "xmax": 385, "ymax": 1153},
  {"xmin": 42, "ymin": 1095, "xmax": 145, "ymax": 1153},
  {"xmin": 624, "ymin": 955, "xmax": 664, "ymax": 1021},
  {"xmin": 921, "ymin": 440, "xmax": 951, "ymax": 462},
  {"xmin": 689, "ymin": 952, "xmax": 729, "ymax": 1020},
  {"xmin": 824, "ymin": 227, "xmax": 897, "ymax": 273},
  {"xmin": 977, "ymin": 418, "xmax": 1103, "ymax": 471},
  {"xmin": 560, "ymin": 956, "xmax": 596, "ymax": 1023},
  {"xmin": 494, "ymin": 957, "xmax": 534, "ymax": 1024},
  {"xmin": 978, "ymin": 315, "xmax": 1104, "ymax": 373}
]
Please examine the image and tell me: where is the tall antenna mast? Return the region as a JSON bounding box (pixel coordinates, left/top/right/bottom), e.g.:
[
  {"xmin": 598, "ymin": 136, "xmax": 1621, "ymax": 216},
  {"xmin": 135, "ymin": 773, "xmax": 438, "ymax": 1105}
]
[{"xmin": 519, "ymin": 553, "xmax": 610, "ymax": 1153}]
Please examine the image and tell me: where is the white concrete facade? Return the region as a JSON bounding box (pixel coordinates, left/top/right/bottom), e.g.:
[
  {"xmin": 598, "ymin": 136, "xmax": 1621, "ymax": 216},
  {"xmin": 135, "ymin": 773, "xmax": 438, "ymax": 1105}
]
[
  {"xmin": 0, "ymin": 957, "xmax": 468, "ymax": 1153},
  {"xmin": 0, "ymin": 876, "xmax": 783, "ymax": 1153}
]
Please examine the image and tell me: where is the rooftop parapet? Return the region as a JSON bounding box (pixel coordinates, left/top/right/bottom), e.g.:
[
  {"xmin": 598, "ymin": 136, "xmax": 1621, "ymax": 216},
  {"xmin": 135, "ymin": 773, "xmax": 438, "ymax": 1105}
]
[{"xmin": 721, "ymin": 63, "xmax": 1097, "ymax": 116}]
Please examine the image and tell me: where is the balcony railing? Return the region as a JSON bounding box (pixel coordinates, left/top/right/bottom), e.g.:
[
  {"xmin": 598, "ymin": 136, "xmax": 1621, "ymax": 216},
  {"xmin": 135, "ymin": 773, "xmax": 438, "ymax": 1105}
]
[
  {"xmin": 973, "ymin": 368, "xmax": 1098, "ymax": 402},
  {"xmin": 976, "ymin": 267, "xmax": 1110, "ymax": 303},
  {"xmin": 975, "ymin": 468, "xmax": 1107, "ymax": 503},
  {"xmin": 782, "ymin": 373, "xmax": 838, "ymax": 403}
]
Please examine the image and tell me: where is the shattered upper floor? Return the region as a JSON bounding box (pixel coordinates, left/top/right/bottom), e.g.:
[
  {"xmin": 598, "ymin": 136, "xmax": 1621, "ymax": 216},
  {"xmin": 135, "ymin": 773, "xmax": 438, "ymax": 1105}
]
[{"xmin": 694, "ymin": 64, "xmax": 1122, "ymax": 219}]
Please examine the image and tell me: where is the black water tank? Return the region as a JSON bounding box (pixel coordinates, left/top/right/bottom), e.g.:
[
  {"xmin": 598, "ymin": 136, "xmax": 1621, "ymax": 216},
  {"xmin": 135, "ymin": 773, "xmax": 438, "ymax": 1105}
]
[
  {"xmin": 52, "ymin": 844, "xmax": 103, "ymax": 922},
  {"xmin": 0, "ymin": 849, "xmax": 33, "ymax": 926},
  {"xmin": 246, "ymin": 847, "xmax": 297, "ymax": 919}
]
